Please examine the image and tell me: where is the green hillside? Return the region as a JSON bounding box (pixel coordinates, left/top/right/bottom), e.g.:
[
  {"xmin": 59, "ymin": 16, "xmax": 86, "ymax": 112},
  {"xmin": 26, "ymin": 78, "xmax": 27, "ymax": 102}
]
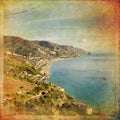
[
  {"xmin": 3, "ymin": 36, "xmax": 92, "ymax": 116},
  {"xmin": 4, "ymin": 36, "xmax": 87, "ymax": 58}
]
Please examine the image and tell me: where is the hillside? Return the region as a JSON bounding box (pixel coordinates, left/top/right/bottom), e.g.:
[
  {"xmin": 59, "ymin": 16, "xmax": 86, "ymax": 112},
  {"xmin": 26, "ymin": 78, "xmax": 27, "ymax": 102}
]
[
  {"xmin": 3, "ymin": 35, "xmax": 93, "ymax": 116},
  {"xmin": 4, "ymin": 36, "xmax": 87, "ymax": 58},
  {"xmin": 35, "ymin": 41, "xmax": 87, "ymax": 57},
  {"xmin": 4, "ymin": 36, "xmax": 54, "ymax": 58},
  {"xmin": 3, "ymin": 51, "xmax": 93, "ymax": 116}
]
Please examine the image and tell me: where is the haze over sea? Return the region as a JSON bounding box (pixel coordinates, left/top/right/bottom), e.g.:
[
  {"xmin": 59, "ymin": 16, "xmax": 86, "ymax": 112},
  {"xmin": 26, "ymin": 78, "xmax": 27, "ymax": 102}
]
[{"xmin": 48, "ymin": 53, "xmax": 118, "ymax": 114}]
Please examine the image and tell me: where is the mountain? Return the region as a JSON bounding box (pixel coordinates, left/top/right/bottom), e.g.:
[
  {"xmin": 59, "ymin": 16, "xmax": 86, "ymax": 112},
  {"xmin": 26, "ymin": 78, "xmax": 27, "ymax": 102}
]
[
  {"xmin": 35, "ymin": 41, "xmax": 87, "ymax": 57},
  {"xmin": 4, "ymin": 36, "xmax": 54, "ymax": 58},
  {"xmin": 4, "ymin": 36, "xmax": 87, "ymax": 58}
]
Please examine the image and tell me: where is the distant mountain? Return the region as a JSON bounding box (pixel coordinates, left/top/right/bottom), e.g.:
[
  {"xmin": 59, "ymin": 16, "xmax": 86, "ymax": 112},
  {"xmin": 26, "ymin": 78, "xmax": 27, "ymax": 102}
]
[
  {"xmin": 35, "ymin": 41, "xmax": 87, "ymax": 57},
  {"xmin": 4, "ymin": 36, "xmax": 54, "ymax": 58},
  {"xmin": 4, "ymin": 36, "xmax": 87, "ymax": 58}
]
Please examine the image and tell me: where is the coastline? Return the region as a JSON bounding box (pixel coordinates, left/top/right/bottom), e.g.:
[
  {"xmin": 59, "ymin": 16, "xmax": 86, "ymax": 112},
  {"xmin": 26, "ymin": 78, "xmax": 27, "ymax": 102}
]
[
  {"xmin": 41, "ymin": 58, "xmax": 65, "ymax": 75},
  {"xmin": 41, "ymin": 56, "xmax": 82, "ymax": 76},
  {"xmin": 42, "ymin": 54, "xmax": 117, "ymax": 117},
  {"xmin": 40, "ymin": 57, "xmax": 94, "ymax": 116}
]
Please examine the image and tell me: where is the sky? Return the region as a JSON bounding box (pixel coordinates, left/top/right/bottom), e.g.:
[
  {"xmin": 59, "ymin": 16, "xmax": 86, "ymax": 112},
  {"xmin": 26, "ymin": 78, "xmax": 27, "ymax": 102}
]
[{"xmin": 4, "ymin": 0, "xmax": 120, "ymax": 52}]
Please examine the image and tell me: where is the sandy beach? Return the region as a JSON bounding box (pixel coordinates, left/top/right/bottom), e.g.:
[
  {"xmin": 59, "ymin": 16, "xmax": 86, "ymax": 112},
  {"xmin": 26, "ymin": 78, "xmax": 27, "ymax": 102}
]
[{"xmin": 41, "ymin": 58, "xmax": 65, "ymax": 75}]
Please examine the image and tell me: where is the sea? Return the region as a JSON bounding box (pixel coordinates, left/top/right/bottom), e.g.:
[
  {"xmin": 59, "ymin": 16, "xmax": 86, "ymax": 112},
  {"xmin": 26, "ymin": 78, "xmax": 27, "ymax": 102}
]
[{"xmin": 48, "ymin": 53, "xmax": 119, "ymax": 115}]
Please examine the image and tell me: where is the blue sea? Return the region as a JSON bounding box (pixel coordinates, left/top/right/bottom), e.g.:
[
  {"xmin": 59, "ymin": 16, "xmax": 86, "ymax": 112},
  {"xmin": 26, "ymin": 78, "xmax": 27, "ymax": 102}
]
[{"xmin": 48, "ymin": 53, "xmax": 118, "ymax": 114}]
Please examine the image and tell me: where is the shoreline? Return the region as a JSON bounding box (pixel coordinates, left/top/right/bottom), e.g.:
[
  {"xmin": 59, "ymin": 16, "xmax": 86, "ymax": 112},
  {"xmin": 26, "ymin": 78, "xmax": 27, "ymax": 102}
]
[
  {"xmin": 41, "ymin": 55, "xmax": 117, "ymax": 116},
  {"xmin": 41, "ymin": 58, "xmax": 65, "ymax": 75},
  {"xmin": 41, "ymin": 56, "xmax": 81, "ymax": 77},
  {"xmin": 40, "ymin": 57, "xmax": 94, "ymax": 116},
  {"xmin": 41, "ymin": 56, "xmax": 83, "ymax": 76}
]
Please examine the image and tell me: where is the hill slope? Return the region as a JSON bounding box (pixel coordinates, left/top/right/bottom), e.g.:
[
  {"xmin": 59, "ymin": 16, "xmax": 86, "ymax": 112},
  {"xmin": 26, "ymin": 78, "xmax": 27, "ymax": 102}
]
[
  {"xmin": 35, "ymin": 40, "xmax": 87, "ymax": 57},
  {"xmin": 4, "ymin": 36, "xmax": 54, "ymax": 58},
  {"xmin": 3, "ymin": 35, "xmax": 93, "ymax": 116},
  {"xmin": 4, "ymin": 36, "xmax": 87, "ymax": 58}
]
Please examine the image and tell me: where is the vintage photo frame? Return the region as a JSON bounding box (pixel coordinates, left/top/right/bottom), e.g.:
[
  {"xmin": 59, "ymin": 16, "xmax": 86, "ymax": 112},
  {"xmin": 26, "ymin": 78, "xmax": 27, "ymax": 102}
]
[{"xmin": 0, "ymin": 0, "xmax": 120, "ymax": 120}]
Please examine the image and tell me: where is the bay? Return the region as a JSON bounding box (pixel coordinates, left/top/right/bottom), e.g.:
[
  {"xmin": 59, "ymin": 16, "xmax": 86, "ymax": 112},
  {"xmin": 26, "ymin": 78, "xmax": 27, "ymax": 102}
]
[{"xmin": 48, "ymin": 53, "xmax": 118, "ymax": 114}]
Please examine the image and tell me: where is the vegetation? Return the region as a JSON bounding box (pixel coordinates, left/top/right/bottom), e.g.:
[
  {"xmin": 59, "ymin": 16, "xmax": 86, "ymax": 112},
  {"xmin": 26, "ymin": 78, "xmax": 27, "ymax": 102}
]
[
  {"xmin": 3, "ymin": 36, "xmax": 92, "ymax": 116},
  {"xmin": 4, "ymin": 36, "xmax": 87, "ymax": 58},
  {"xmin": 19, "ymin": 65, "xmax": 40, "ymax": 75}
]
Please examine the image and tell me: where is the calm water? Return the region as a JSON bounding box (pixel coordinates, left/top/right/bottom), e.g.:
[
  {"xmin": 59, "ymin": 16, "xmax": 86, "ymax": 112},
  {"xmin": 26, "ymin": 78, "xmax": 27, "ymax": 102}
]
[{"xmin": 48, "ymin": 53, "xmax": 118, "ymax": 114}]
